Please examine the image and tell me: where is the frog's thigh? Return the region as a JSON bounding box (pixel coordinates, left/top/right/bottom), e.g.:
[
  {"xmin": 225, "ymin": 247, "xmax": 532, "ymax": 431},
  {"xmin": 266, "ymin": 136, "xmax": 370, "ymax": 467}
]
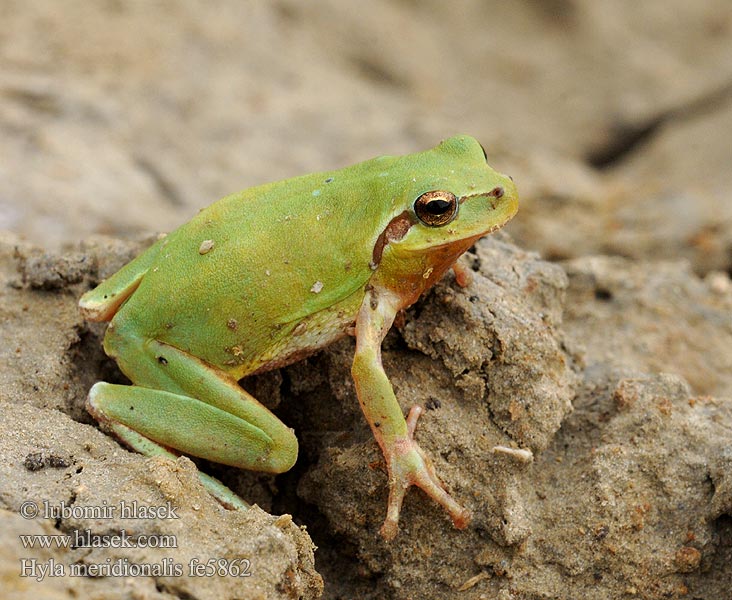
[
  {"xmin": 87, "ymin": 401, "xmax": 248, "ymax": 509},
  {"xmin": 95, "ymin": 335, "xmax": 297, "ymax": 474}
]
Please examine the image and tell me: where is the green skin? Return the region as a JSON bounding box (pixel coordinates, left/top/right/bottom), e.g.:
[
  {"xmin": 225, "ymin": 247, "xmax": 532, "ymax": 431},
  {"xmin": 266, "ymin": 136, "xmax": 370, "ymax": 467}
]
[{"xmin": 79, "ymin": 135, "xmax": 518, "ymax": 540}]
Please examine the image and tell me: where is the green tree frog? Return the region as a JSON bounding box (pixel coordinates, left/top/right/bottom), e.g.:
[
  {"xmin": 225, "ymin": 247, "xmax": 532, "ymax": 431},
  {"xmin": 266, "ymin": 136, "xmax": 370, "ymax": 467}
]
[{"xmin": 79, "ymin": 135, "xmax": 518, "ymax": 539}]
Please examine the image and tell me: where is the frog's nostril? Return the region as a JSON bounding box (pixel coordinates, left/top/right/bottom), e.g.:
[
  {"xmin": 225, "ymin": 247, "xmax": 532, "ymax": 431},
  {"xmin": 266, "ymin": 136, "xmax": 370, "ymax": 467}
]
[{"xmin": 488, "ymin": 186, "xmax": 504, "ymax": 198}]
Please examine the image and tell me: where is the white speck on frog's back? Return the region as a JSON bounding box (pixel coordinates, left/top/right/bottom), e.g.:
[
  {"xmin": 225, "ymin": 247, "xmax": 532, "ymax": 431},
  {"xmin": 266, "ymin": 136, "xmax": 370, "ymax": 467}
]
[
  {"xmin": 199, "ymin": 240, "xmax": 215, "ymax": 255},
  {"xmin": 310, "ymin": 281, "xmax": 324, "ymax": 293},
  {"xmin": 312, "ymin": 189, "xmax": 321, "ymax": 197}
]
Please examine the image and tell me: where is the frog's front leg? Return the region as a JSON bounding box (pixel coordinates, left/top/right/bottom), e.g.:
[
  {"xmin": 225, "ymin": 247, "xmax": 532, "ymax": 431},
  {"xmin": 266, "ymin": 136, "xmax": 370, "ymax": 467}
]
[
  {"xmin": 87, "ymin": 329, "xmax": 298, "ymax": 507},
  {"xmin": 352, "ymin": 287, "xmax": 471, "ymax": 540}
]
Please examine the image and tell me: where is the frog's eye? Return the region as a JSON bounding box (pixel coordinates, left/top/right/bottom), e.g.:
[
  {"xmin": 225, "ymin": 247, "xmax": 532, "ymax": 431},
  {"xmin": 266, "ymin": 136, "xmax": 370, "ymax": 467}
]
[{"xmin": 414, "ymin": 191, "xmax": 458, "ymax": 227}]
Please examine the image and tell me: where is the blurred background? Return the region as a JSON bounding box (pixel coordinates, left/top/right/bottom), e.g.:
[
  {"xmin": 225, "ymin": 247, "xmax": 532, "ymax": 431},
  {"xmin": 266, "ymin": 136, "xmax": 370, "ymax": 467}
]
[{"xmin": 2, "ymin": 0, "xmax": 731, "ymax": 273}]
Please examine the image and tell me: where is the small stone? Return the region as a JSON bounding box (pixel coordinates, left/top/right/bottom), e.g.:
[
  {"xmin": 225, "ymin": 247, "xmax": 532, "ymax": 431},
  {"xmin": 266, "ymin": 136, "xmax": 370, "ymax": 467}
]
[
  {"xmin": 24, "ymin": 452, "xmax": 45, "ymax": 471},
  {"xmin": 674, "ymin": 546, "xmax": 701, "ymax": 573}
]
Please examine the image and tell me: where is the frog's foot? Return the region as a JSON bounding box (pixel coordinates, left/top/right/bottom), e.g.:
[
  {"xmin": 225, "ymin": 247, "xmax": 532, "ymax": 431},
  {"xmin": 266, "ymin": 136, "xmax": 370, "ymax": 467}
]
[
  {"xmin": 451, "ymin": 260, "xmax": 473, "ymax": 288},
  {"xmin": 380, "ymin": 405, "xmax": 471, "ymax": 540}
]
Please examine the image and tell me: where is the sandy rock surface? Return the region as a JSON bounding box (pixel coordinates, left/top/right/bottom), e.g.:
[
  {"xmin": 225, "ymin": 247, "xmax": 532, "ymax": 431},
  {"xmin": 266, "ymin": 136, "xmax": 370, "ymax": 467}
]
[
  {"xmin": 1, "ymin": 238, "xmax": 323, "ymax": 600},
  {"xmin": 2, "ymin": 1, "xmax": 731, "ymax": 599}
]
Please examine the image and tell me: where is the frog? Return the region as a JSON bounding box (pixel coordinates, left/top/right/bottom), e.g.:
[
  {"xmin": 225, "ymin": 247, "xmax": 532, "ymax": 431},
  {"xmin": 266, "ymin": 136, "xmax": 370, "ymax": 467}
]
[{"xmin": 79, "ymin": 135, "xmax": 518, "ymax": 540}]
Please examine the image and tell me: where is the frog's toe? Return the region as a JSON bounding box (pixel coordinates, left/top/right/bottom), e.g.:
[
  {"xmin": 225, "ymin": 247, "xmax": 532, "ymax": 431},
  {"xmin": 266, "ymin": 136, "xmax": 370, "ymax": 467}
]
[
  {"xmin": 379, "ymin": 408, "xmax": 471, "ymax": 539},
  {"xmin": 380, "ymin": 442, "xmax": 471, "ymax": 539}
]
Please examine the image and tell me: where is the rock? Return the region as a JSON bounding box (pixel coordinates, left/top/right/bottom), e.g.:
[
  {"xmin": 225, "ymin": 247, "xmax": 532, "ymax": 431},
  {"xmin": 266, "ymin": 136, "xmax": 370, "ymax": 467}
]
[{"xmin": 0, "ymin": 237, "xmax": 322, "ymax": 600}]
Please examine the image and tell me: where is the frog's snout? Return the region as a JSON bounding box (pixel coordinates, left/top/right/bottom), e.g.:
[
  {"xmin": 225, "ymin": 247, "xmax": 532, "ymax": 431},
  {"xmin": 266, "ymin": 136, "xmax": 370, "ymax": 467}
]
[
  {"xmin": 460, "ymin": 176, "xmax": 518, "ymax": 221},
  {"xmin": 495, "ymin": 176, "xmax": 519, "ymax": 220}
]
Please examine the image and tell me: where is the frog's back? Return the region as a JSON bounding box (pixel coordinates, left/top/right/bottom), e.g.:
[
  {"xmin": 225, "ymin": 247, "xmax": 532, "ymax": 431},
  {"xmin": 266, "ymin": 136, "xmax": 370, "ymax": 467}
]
[{"xmin": 111, "ymin": 157, "xmax": 401, "ymax": 376}]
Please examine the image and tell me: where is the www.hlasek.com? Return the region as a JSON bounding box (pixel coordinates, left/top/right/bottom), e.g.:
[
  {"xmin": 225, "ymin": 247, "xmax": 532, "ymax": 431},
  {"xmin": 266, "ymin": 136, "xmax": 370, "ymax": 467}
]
[{"xmin": 20, "ymin": 528, "xmax": 177, "ymax": 550}]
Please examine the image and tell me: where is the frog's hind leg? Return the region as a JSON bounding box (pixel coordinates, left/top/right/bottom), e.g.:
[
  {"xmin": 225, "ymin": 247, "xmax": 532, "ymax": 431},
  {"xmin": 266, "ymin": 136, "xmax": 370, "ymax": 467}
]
[
  {"xmin": 87, "ymin": 396, "xmax": 250, "ymax": 509},
  {"xmin": 88, "ymin": 333, "xmax": 298, "ymax": 508}
]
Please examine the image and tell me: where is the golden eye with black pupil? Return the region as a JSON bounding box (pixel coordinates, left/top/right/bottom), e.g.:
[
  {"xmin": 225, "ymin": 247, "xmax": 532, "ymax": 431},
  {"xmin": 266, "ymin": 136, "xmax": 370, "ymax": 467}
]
[{"xmin": 414, "ymin": 191, "xmax": 458, "ymax": 227}]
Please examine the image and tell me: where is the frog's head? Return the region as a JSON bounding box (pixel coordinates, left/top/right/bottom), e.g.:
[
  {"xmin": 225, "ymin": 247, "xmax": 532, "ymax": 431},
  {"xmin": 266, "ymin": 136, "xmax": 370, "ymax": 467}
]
[{"xmin": 373, "ymin": 135, "xmax": 518, "ymax": 283}]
